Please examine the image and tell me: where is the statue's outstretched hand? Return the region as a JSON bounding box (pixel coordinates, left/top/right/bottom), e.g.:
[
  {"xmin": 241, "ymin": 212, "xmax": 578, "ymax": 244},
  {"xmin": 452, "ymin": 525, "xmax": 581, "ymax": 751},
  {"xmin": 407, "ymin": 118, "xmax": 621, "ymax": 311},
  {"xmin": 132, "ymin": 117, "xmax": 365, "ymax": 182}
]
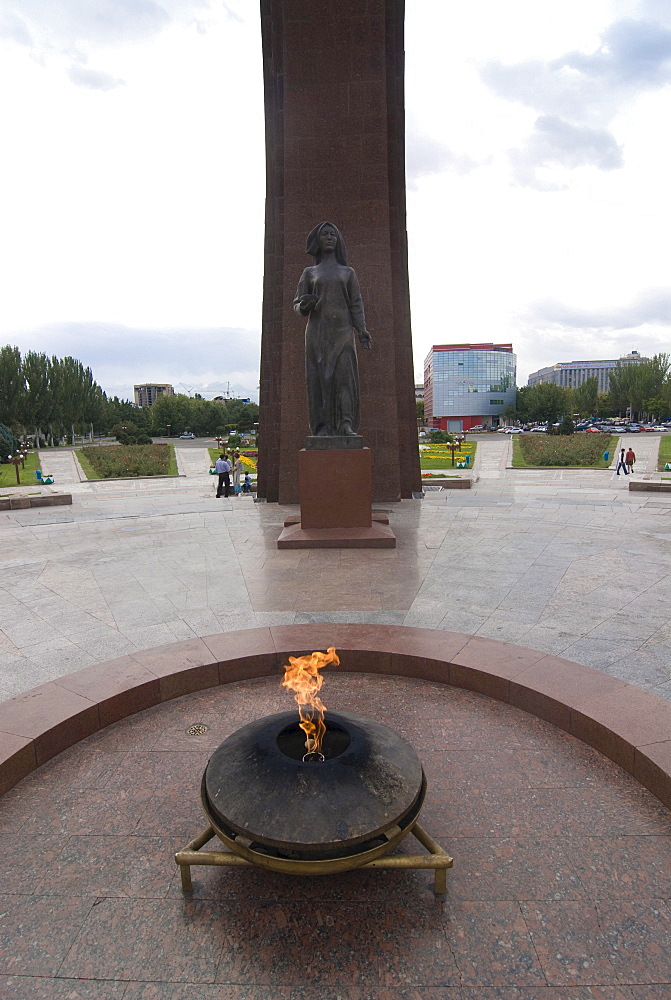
[
  {"xmin": 299, "ymin": 294, "xmax": 319, "ymax": 314},
  {"xmin": 359, "ymin": 330, "xmax": 373, "ymax": 350}
]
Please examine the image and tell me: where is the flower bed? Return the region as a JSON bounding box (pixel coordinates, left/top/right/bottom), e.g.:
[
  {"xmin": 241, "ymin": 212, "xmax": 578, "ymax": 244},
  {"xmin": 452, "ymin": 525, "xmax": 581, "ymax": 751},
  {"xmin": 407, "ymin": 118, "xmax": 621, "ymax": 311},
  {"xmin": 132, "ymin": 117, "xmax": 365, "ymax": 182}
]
[
  {"xmin": 516, "ymin": 433, "xmax": 615, "ymax": 467},
  {"xmin": 79, "ymin": 444, "xmax": 175, "ymax": 478},
  {"xmin": 420, "ymin": 442, "xmax": 476, "ymax": 469}
]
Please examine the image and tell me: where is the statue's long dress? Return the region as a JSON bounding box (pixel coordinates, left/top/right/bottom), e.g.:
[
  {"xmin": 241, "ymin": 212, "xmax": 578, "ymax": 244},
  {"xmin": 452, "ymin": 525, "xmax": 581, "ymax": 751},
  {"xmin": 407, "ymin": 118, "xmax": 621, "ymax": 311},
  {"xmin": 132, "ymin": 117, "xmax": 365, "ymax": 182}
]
[{"xmin": 294, "ymin": 261, "xmax": 367, "ymax": 436}]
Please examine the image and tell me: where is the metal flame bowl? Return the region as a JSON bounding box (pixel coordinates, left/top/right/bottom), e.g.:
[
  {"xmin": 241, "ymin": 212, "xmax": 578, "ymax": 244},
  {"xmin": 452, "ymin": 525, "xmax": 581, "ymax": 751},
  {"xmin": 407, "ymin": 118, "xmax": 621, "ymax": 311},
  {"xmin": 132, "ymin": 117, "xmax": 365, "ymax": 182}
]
[{"xmin": 201, "ymin": 710, "xmax": 426, "ymax": 875}]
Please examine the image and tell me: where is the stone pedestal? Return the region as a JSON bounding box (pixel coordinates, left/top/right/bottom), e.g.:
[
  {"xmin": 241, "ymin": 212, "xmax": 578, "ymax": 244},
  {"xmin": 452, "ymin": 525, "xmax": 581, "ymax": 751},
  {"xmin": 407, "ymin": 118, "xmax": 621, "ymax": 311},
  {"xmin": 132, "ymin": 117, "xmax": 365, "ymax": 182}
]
[{"xmin": 277, "ymin": 449, "xmax": 396, "ymax": 549}]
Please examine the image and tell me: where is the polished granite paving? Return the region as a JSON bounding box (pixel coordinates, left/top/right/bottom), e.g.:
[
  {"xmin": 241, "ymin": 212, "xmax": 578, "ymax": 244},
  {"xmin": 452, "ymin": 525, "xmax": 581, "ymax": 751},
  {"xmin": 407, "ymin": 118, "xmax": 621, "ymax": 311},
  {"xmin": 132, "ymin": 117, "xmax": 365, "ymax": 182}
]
[
  {"xmin": 3, "ymin": 464, "xmax": 671, "ymax": 703},
  {"xmin": 1, "ymin": 672, "xmax": 671, "ymax": 997}
]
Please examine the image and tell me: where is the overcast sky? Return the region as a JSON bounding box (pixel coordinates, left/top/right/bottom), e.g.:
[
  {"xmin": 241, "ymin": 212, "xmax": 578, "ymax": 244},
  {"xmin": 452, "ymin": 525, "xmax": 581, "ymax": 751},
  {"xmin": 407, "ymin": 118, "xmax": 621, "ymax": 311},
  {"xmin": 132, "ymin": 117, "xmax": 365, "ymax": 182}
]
[{"xmin": 1, "ymin": 0, "xmax": 669, "ymax": 401}]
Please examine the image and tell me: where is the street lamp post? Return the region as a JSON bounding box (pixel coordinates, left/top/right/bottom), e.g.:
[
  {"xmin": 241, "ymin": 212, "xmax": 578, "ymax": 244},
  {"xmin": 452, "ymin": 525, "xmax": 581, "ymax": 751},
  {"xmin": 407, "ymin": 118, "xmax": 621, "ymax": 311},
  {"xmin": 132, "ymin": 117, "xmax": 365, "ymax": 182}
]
[
  {"xmin": 448, "ymin": 434, "xmax": 465, "ymax": 467},
  {"xmin": 7, "ymin": 450, "xmax": 26, "ymax": 486}
]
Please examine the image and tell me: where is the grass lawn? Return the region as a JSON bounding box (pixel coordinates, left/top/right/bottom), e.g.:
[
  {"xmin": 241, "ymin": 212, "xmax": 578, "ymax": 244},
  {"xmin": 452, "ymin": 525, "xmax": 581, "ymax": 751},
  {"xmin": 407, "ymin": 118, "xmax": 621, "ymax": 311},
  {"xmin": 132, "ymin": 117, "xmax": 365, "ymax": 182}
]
[
  {"xmin": 512, "ymin": 434, "xmax": 618, "ymax": 468},
  {"xmin": 658, "ymin": 436, "xmax": 671, "ymax": 470},
  {"xmin": 77, "ymin": 444, "xmax": 178, "ymax": 479},
  {"xmin": 0, "ymin": 451, "xmax": 40, "ymax": 487}
]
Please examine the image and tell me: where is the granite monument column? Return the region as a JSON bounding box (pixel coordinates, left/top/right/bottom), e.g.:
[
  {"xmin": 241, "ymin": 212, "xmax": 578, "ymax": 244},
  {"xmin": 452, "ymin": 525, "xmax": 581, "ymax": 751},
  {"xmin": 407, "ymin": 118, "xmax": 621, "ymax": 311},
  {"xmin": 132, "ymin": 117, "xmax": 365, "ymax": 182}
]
[{"xmin": 257, "ymin": 0, "xmax": 421, "ymax": 504}]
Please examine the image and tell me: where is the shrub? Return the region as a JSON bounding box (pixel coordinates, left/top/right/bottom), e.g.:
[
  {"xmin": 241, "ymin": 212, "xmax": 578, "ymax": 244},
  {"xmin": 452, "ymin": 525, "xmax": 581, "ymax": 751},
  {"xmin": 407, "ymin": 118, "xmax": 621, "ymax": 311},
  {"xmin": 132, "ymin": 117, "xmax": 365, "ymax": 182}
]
[
  {"xmin": 429, "ymin": 430, "xmax": 455, "ymax": 444},
  {"xmin": 80, "ymin": 444, "xmax": 171, "ymax": 478},
  {"xmin": 0, "ymin": 423, "xmax": 18, "ymax": 461},
  {"xmin": 111, "ymin": 422, "xmax": 153, "ymax": 446},
  {"xmin": 558, "ymin": 416, "xmax": 575, "ymax": 435}
]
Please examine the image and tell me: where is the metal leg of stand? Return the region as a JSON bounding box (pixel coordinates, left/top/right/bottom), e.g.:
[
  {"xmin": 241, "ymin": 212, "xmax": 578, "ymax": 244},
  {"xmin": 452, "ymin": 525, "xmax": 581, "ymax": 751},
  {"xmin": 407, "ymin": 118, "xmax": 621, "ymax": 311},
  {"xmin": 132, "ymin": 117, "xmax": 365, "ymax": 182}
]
[
  {"xmin": 175, "ymin": 822, "xmax": 452, "ymax": 896},
  {"xmin": 434, "ymin": 866, "xmax": 447, "ymax": 895},
  {"xmin": 179, "ymin": 862, "xmax": 193, "ymax": 892}
]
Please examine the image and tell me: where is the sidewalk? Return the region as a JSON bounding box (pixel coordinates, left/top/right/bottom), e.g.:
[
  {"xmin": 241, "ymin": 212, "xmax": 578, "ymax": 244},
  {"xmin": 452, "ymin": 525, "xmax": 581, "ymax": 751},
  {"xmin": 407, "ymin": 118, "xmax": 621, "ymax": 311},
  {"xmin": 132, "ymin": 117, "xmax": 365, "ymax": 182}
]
[
  {"xmin": 174, "ymin": 445, "xmax": 213, "ymax": 478},
  {"xmin": 36, "ymin": 449, "xmax": 84, "ymax": 485},
  {"xmin": 609, "ymin": 433, "xmax": 661, "ymax": 475}
]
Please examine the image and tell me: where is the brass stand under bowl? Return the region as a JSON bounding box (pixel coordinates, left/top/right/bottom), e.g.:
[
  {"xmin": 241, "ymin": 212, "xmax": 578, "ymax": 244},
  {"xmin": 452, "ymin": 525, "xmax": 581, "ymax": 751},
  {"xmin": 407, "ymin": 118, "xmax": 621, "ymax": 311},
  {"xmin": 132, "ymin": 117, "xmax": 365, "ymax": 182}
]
[{"xmin": 175, "ymin": 710, "xmax": 453, "ymax": 896}]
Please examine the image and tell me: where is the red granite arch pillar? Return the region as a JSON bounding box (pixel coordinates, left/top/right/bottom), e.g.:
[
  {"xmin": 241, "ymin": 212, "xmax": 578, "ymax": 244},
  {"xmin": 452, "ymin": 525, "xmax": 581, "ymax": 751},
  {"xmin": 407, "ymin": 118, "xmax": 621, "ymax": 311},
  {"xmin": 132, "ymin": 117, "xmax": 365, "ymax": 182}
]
[{"xmin": 257, "ymin": 0, "xmax": 421, "ymax": 504}]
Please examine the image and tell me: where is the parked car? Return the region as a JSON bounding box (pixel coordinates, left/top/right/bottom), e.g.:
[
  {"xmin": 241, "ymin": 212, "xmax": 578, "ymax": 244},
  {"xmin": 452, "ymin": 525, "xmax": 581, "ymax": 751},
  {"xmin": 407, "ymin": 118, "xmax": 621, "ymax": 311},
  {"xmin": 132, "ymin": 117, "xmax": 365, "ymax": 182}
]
[
  {"xmin": 468, "ymin": 425, "xmax": 485, "ymax": 432},
  {"xmin": 625, "ymin": 424, "xmax": 642, "ymax": 433},
  {"xmin": 504, "ymin": 426, "xmax": 522, "ymax": 433},
  {"xmin": 529, "ymin": 425, "xmax": 547, "ymax": 433}
]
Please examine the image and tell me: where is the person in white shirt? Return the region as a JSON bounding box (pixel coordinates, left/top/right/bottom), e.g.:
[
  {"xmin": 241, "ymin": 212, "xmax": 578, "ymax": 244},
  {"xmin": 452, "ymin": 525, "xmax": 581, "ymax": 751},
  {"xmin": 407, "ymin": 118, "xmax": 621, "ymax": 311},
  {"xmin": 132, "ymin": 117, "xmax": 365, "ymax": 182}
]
[{"xmin": 214, "ymin": 454, "xmax": 231, "ymax": 497}]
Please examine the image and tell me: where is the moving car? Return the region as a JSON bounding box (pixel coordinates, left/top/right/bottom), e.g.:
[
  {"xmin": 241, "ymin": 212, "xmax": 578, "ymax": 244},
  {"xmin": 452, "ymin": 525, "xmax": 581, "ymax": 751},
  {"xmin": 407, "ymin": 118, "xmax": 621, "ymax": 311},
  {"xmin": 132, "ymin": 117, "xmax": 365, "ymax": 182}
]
[{"xmin": 179, "ymin": 432, "xmax": 195, "ymax": 439}]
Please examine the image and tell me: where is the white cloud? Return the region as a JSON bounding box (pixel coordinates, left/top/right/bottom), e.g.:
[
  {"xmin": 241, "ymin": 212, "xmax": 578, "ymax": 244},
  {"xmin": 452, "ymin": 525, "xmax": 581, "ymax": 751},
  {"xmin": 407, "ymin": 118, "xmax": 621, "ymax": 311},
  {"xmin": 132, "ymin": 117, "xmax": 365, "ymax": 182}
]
[
  {"xmin": 406, "ymin": 119, "xmax": 482, "ymax": 185},
  {"xmin": 525, "ymin": 288, "xmax": 671, "ymax": 331},
  {"xmin": 0, "ymin": 0, "xmax": 669, "ymax": 398},
  {"xmin": 510, "ymin": 115, "xmax": 624, "ymax": 188},
  {"xmin": 7, "ymin": 322, "xmax": 261, "ymax": 402},
  {"xmin": 68, "ymin": 63, "xmax": 125, "ymax": 91},
  {"xmin": 0, "ymin": 0, "xmax": 171, "ymax": 52},
  {"xmin": 0, "ymin": 8, "xmax": 33, "ymax": 46},
  {"xmin": 480, "ymin": 10, "xmax": 671, "ymax": 187}
]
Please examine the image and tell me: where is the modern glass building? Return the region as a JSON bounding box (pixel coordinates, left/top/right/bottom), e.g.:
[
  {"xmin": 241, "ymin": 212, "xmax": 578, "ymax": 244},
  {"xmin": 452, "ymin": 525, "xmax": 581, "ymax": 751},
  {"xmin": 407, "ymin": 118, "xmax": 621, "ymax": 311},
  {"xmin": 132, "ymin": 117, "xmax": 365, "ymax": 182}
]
[{"xmin": 424, "ymin": 344, "xmax": 517, "ymax": 432}]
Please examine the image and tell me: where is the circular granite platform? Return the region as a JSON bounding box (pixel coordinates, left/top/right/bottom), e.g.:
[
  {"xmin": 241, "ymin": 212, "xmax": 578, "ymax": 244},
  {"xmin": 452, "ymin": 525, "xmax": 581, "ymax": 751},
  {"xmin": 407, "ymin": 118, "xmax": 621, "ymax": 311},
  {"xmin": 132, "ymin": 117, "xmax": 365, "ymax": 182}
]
[
  {"xmin": 1, "ymin": 672, "xmax": 671, "ymax": 996},
  {"xmin": 1, "ymin": 625, "xmax": 670, "ymax": 813}
]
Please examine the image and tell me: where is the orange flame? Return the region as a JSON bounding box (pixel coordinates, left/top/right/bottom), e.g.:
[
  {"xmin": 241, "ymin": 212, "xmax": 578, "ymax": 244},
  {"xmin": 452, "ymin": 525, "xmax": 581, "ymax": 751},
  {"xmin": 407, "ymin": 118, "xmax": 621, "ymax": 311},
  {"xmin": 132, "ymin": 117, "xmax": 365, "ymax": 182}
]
[{"xmin": 281, "ymin": 647, "xmax": 340, "ymax": 754}]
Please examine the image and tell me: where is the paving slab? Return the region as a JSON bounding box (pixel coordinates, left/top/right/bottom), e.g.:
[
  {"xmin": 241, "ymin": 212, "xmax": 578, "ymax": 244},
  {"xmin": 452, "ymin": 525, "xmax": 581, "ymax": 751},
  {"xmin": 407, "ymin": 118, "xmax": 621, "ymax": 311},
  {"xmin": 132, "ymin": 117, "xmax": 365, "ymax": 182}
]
[
  {"xmin": 1, "ymin": 467, "xmax": 671, "ymax": 703},
  {"xmin": 1, "ymin": 673, "xmax": 670, "ymax": 992}
]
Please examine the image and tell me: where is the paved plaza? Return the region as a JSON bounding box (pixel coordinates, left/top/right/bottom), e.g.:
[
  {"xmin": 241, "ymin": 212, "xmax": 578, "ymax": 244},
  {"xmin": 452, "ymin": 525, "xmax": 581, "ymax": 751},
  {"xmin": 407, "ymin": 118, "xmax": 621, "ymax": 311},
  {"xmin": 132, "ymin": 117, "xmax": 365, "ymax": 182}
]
[
  {"xmin": 1, "ymin": 437, "xmax": 670, "ymax": 703},
  {"xmin": 2, "ymin": 672, "xmax": 671, "ymax": 997},
  {"xmin": 2, "ymin": 439, "xmax": 671, "ymax": 996}
]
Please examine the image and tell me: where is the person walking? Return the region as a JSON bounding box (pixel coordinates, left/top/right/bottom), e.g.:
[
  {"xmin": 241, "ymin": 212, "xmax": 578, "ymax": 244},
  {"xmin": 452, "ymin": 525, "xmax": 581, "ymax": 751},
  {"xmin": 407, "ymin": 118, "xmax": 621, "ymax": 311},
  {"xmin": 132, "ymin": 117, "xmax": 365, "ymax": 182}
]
[
  {"xmin": 232, "ymin": 452, "xmax": 243, "ymax": 493},
  {"xmin": 214, "ymin": 453, "xmax": 231, "ymax": 497},
  {"xmin": 615, "ymin": 448, "xmax": 629, "ymax": 476},
  {"xmin": 625, "ymin": 447, "xmax": 636, "ymax": 474}
]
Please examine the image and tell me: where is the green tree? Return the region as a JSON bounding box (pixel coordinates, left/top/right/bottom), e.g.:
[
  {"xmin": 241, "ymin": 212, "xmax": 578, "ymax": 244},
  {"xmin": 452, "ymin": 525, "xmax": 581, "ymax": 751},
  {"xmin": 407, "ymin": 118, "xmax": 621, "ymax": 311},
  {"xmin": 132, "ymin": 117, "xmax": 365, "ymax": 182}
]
[
  {"xmin": 150, "ymin": 393, "xmax": 191, "ymax": 436},
  {"xmin": 513, "ymin": 386, "xmax": 532, "ymax": 423},
  {"xmin": 21, "ymin": 351, "xmax": 53, "ymax": 444},
  {"xmin": 573, "ymin": 376, "xmax": 599, "ymax": 417},
  {"xmin": 525, "ymin": 382, "xmax": 571, "ymax": 426},
  {"xmin": 609, "ymin": 354, "xmax": 670, "ymax": 419},
  {"xmin": 0, "ymin": 346, "xmax": 25, "ymax": 430},
  {"xmin": 596, "ymin": 392, "xmax": 614, "ymax": 418},
  {"xmin": 643, "ymin": 397, "xmax": 671, "ymax": 420},
  {"xmin": 415, "ymin": 399, "xmax": 424, "ymax": 423}
]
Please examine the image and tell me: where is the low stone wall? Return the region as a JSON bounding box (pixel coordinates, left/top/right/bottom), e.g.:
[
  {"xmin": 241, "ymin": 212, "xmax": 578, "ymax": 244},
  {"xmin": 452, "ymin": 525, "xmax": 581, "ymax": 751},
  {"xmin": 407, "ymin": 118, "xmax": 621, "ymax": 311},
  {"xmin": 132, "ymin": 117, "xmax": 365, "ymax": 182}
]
[
  {"xmin": 423, "ymin": 478, "xmax": 472, "ymax": 489},
  {"xmin": 1, "ymin": 624, "xmax": 670, "ymax": 811},
  {"xmin": 629, "ymin": 481, "xmax": 671, "ymax": 492},
  {"xmin": 0, "ymin": 493, "xmax": 72, "ymax": 510}
]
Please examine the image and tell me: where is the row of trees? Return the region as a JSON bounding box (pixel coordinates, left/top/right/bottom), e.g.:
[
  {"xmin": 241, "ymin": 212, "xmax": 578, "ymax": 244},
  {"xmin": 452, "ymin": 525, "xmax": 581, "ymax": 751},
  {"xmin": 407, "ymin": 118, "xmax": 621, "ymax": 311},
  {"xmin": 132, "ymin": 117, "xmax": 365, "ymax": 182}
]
[
  {"xmin": 147, "ymin": 392, "xmax": 259, "ymax": 437},
  {"xmin": 0, "ymin": 346, "xmax": 107, "ymax": 447},
  {"xmin": 0, "ymin": 345, "xmax": 259, "ymax": 449},
  {"xmin": 513, "ymin": 355, "xmax": 671, "ymax": 426}
]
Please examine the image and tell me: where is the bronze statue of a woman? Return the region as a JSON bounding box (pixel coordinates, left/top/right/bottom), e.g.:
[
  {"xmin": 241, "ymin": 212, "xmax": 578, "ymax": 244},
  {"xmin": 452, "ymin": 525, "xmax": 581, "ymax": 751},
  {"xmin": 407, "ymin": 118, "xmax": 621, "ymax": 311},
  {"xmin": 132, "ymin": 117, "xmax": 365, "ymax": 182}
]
[{"xmin": 294, "ymin": 222, "xmax": 372, "ymax": 437}]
